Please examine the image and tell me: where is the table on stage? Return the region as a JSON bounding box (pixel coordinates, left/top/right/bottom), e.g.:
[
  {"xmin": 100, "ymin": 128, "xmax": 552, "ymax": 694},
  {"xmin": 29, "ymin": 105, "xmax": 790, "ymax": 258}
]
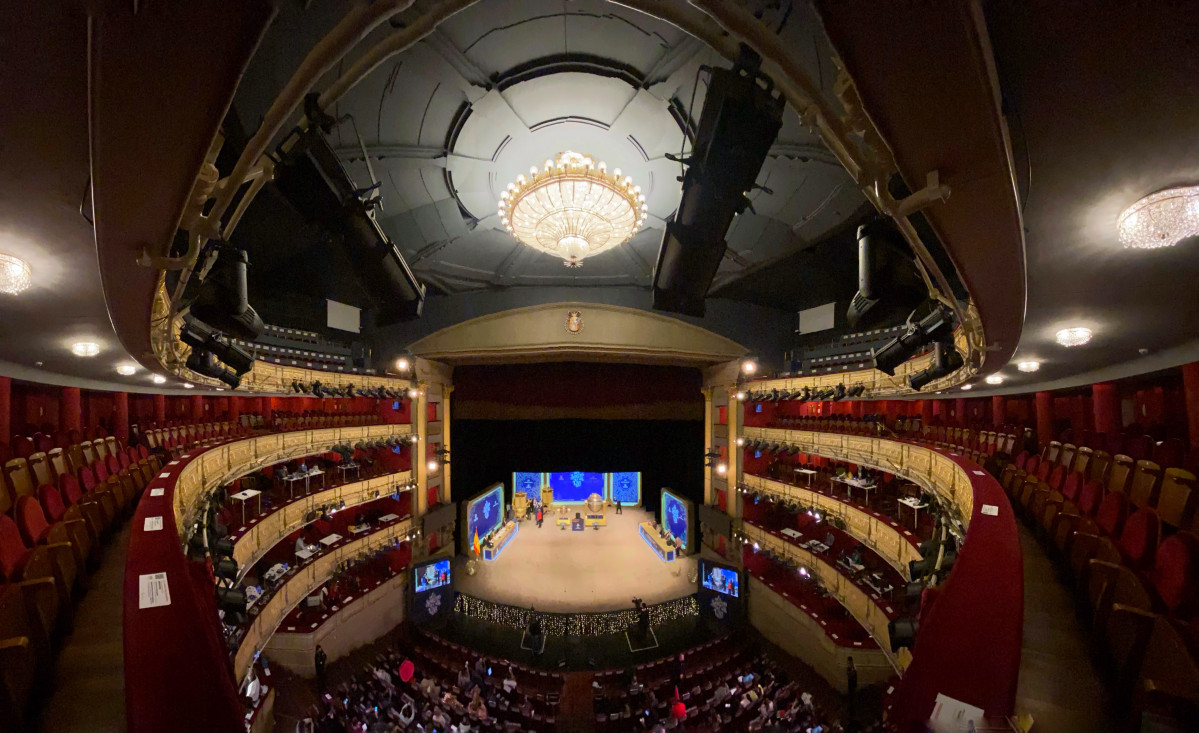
[
  {"xmin": 484, "ymin": 520, "xmax": 518, "ymax": 561},
  {"xmin": 639, "ymin": 521, "xmax": 676, "ymax": 562}
]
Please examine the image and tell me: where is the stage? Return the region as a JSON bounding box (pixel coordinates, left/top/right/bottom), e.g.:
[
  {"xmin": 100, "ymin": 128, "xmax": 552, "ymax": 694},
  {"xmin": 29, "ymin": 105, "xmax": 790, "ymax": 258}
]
[{"xmin": 453, "ymin": 507, "xmax": 697, "ymax": 612}]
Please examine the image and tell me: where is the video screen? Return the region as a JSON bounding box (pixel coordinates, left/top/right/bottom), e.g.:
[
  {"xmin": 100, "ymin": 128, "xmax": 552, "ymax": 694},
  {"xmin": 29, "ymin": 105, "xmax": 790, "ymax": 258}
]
[
  {"xmin": 466, "ymin": 483, "xmax": 504, "ymax": 544},
  {"xmin": 609, "ymin": 472, "xmax": 641, "ymax": 505},
  {"xmin": 699, "ymin": 560, "xmax": 740, "ymax": 598},
  {"xmin": 547, "ymin": 471, "xmax": 605, "ymax": 503},
  {"xmin": 513, "ymin": 472, "xmax": 541, "ymax": 496},
  {"xmin": 414, "ymin": 559, "xmax": 451, "ymax": 593},
  {"xmin": 662, "ymin": 490, "xmax": 689, "ymax": 550}
]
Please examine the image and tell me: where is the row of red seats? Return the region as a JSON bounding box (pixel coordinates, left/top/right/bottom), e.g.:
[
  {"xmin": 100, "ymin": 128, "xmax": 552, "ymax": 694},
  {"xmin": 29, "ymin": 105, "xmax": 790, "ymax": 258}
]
[{"xmin": 998, "ymin": 441, "xmax": 1199, "ymax": 722}]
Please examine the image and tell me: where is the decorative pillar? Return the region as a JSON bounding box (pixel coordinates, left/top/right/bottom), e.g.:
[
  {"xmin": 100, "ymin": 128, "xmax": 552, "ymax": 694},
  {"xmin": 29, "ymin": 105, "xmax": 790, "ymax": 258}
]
[
  {"xmin": 703, "ymin": 388, "xmax": 715, "ymax": 507},
  {"xmin": 991, "ymin": 395, "xmax": 1005, "ymax": 428},
  {"xmin": 261, "ymin": 397, "xmax": 273, "ymax": 425},
  {"xmin": 152, "ymin": 394, "xmax": 166, "ymax": 425},
  {"xmin": 113, "ymin": 392, "xmax": 129, "ymax": 442},
  {"xmin": 1035, "ymin": 391, "xmax": 1055, "ymax": 447},
  {"xmin": 414, "ymin": 383, "xmax": 429, "ymax": 517},
  {"xmin": 440, "ymin": 385, "xmax": 452, "ymax": 504},
  {"xmin": 60, "ymin": 387, "xmax": 82, "ymax": 433},
  {"xmin": 726, "ymin": 386, "xmax": 741, "ymax": 520},
  {"xmin": 0, "ymin": 376, "xmax": 10, "ymax": 443},
  {"xmin": 920, "ymin": 399, "xmax": 934, "ymax": 426},
  {"xmin": 1181, "ymin": 363, "xmax": 1199, "ymax": 451},
  {"xmin": 1092, "ymin": 382, "xmax": 1121, "ymax": 435},
  {"xmin": 954, "ymin": 398, "xmax": 967, "ymax": 427},
  {"xmin": 228, "ymin": 396, "xmax": 241, "ymax": 424},
  {"xmin": 191, "ymin": 395, "xmax": 204, "ymax": 421}
]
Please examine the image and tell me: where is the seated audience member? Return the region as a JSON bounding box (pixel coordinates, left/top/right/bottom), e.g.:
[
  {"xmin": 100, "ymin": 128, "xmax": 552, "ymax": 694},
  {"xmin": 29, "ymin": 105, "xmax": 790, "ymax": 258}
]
[
  {"xmin": 502, "ymin": 666, "xmax": 518, "ymax": 693},
  {"xmin": 712, "ymin": 680, "xmax": 732, "ymax": 705},
  {"xmin": 457, "ymin": 662, "xmax": 471, "ymax": 690},
  {"xmin": 467, "ymin": 689, "xmax": 488, "ymax": 721}
]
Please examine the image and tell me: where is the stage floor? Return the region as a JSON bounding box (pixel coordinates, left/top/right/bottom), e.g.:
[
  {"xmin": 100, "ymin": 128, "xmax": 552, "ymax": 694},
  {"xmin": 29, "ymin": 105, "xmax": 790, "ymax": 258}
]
[{"xmin": 453, "ymin": 507, "xmax": 697, "ymax": 612}]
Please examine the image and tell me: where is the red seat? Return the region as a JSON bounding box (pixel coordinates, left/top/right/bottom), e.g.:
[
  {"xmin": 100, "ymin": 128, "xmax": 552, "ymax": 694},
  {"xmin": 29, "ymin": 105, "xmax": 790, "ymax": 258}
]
[
  {"xmin": 1151, "ymin": 533, "xmax": 1199, "ymax": 618},
  {"xmin": 14, "ymin": 496, "xmax": 55, "ymax": 547},
  {"xmin": 1096, "ymin": 491, "xmax": 1130, "ymax": 539},
  {"xmin": 137, "ymin": 445, "xmax": 149, "ymax": 460},
  {"xmin": 0, "ymin": 515, "xmax": 31, "ymax": 582},
  {"xmin": 1116, "ymin": 507, "xmax": 1162, "ymax": 570},
  {"xmin": 11, "ymin": 437, "xmax": 35, "ymax": 460}
]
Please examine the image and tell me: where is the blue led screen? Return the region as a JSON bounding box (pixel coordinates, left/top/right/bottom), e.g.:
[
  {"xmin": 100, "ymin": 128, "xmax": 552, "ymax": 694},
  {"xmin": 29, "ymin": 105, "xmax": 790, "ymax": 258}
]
[
  {"xmin": 662, "ymin": 490, "xmax": 689, "ymax": 550},
  {"xmin": 609, "ymin": 472, "xmax": 641, "ymax": 504},
  {"xmin": 413, "ymin": 559, "xmax": 451, "ymax": 593},
  {"xmin": 699, "ymin": 559, "xmax": 740, "ymax": 597},
  {"xmin": 547, "ymin": 471, "xmax": 605, "ymax": 503},
  {"xmin": 513, "ymin": 472, "xmax": 541, "ymax": 495},
  {"xmin": 466, "ymin": 484, "xmax": 504, "ymax": 544}
]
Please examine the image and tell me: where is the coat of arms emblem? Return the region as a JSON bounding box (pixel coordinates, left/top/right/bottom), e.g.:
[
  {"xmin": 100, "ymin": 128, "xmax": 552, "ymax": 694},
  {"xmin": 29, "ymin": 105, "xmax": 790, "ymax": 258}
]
[{"xmin": 566, "ymin": 310, "xmax": 583, "ymax": 334}]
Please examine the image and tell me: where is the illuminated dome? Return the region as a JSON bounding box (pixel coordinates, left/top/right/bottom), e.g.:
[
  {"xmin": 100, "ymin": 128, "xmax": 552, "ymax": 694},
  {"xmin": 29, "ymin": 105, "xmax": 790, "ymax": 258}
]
[{"xmin": 498, "ymin": 150, "xmax": 648, "ymax": 267}]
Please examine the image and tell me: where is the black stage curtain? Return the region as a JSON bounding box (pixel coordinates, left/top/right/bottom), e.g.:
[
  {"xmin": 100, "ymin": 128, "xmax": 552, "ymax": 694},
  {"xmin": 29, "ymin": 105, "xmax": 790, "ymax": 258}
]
[{"xmin": 451, "ymin": 418, "xmax": 704, "ymax": 519}]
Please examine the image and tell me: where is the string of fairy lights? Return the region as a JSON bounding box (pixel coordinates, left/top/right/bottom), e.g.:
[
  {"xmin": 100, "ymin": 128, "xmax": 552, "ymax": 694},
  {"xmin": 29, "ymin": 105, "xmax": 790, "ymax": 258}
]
[{"xmin": 453, "ymin": 593, "xmax": 700, "ymax": 637}]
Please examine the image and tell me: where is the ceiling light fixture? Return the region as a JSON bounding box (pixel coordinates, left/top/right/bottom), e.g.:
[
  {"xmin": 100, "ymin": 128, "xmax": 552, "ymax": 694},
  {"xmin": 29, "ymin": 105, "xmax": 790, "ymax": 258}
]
[
  {"xmin": 396, "ymin": 357, "xmax": 410, "ymax": 372},
  {"xmin": 741, "ymin": 358, "xmax": 757, "ymax": 375},
  {"xmin": 1056, "ymin": 327, "xmax": 1093, "ymax": 348},
  {"xmin": 1117, "ymin": 186, "xmax": 1199, "ymax": 249},
  {"xmin": 985, "ymin": 374, "xmax": 1004, "ymax": 385},
  {"xmin": 152, "ymin": 375, "xmax": 167, "ymax": 384},
  {"xmin": 960, "ymin": 384, "xmax": 973, "ymax": 391},
  {"xmin": 183, "ymin": 383, "xmax": 194, "ymax": 389},
  {"xmin": 70, "ymin": 341, "xmax": 100, "ymax": 357},
  {"xmin": 0, "ymin": 253, "xmax": 33, "ymax": 295},
  {"xmin": 498, "ymin": 151, "xmax": 647, "ymax": 267},
  {"xmin": 1017, "ymin": 361, "xmax": 1040, "ymax": 373},
  {"xmin": 116, "ymin": 364, "xmax": 138, "ymax": 376}
]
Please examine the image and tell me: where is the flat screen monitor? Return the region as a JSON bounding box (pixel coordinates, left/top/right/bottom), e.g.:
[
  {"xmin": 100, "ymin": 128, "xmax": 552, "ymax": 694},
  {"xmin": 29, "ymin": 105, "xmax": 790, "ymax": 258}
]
[
  {"xmin": 661, "ymin": 489, "xmax": 690, "ymax": 551},
  {"xmin": 547, "ymin": 471, "xmax": 605, "ymax": 503},
  {"xmin": 413, "ymin": 558, "xmax": 451, "ymax": 593},
  {"xmin": 699, "ymin": 559, "xmax": 740, "ymax": 597},
  {"xmin": 512, "ymin": 472, "xmax": 542, "ymax": 496},
  {"xmin": 465, "ymin": 483, "xmax": 504, "ymax": 546},
  {"xmin": 608, "ymin": 472, "xmax": 641, "ymax": 505}
]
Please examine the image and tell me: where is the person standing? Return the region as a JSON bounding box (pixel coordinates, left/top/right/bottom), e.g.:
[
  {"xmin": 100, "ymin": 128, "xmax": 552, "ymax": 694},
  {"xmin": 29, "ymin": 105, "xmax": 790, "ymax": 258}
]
[
  {"xmin": 615, "ymin": 499, "xmax": 622, "ymax": 515},
  {"xmin": 536, "ymin": 505, "xmax": 543, "ymax": 528},
  {"xmin": 314, "ymin": 645, "xmax": 328, "ymax": 693},
  {"xmin": 846, "ymin": 656, "xmax": 857, "ymax": 720}
]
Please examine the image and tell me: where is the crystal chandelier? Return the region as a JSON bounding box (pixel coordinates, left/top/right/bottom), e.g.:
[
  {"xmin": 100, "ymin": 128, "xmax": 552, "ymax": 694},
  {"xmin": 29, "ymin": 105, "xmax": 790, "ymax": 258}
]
[
  {"xmin": 0, "ymin": 253, "xmax": 32, "ymax": 295},
  {"xmin": 1117, "ymin": 186, "xmax": 1199, "ymax": 249},
  {"xmin": 498, "ymin": 151, "xmax": 647, "ymax": 266}
]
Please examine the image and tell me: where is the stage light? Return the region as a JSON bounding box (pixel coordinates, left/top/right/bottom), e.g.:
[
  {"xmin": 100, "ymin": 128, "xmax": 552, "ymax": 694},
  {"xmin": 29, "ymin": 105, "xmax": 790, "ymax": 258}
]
[
  {"xmin": 741, "ymin": 358, "xmax": 758, "ymax": 375},
  {"xmin": 186, "ymin": 348, "xmax": 241, "ymax": 389},
  {"xmin": 908, "ymin": 342, "xmax": 965, "ymax": 391},
  {"xmin": 408, "ymin": 388, "xmax": 420, "ymax": 399},
  {"xmin": 985, "ymin": 374, "xmax": 1004, "ymax": 385},
  {"xmin": 71, "ymin": 341, "xmax": 100, "ymax": 357},
  {"xmin": 188, "ymin": 241, "xmax": 263, "ymax": 341},
  {"xmin": 114, "ymin": 363, "xmax": 138, "ymax": 376},
  {"xmin": 396, "ymin": 356, "xmax": 410, "ymax": 371},
  {"xmin": 427, "ymin": 459, "xmax": 439, "ymax": 472},
  {"xmin": 1017, "ymin": 361, "xmax": 1040, "ymax": 373},
  {"xmin": 716, "ymin": 463, "xmax": 727, "ymax": 476},
  {"xmin": 847, "ymin": 220, "xmax": 929, "ymax": 331},
  {"xmin": 799, "ymin": 567, "xmax": 809, "ymax": 578},
  {"xmin": 1056, "ymin": 327, "xmax": 1092, "ymax": 347},
  {"xmin": 752, "ymin": 542, "xmax": 760, "ymax": 552},
  {"xmin": 872, "ymin": 303, "xmax": 956, "ymax": 376},
  {"xmin": 735, "ymin": 391, "xmax": 746, "ymax": 401},
  {"xmin": 960, "ymin": 384, "xmax": 972, "ymax": 391},
  {"xmin": 183, "ymin": 383, "xmax": 194, "ymax": 389},
  {"xmin": 735, "ymin": 437, "xmax": 745, "ymax": 447}
]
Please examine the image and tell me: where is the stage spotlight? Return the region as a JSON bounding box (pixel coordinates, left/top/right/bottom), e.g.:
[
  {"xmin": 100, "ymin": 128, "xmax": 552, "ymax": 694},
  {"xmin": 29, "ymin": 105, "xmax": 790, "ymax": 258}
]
[
  {"xmin": 211, "ymin": 537, "xmax": 235, "ymax": 559},
  {"xmin": 832, "ymin": 384, "xmax": 847, "ymax": 401},
  {"xmin": 185, "ymin": 348, "xmax": 241, "ymax": 389},
  {"xmin": 735, "ymin": 437, "xmax": 746, "ymax": 447},
  {"xmin": 872, "ymin": 302, "xmax": 956, "ymax": 376},
  {"xmin": 427, "ymin": 459, "xmax": 439, "ymax": 473},
  {"xmin": 181, "ymin": 318, "xmax": 255, "ymax": 376},
  {"xmin": 214, "ymin": 557, "xmax": 239, "ymax": 581},
  {"xmin": 716, "ymin": 463, "xmax": 727, "ymax": 476},
  {"xmin": 188, "ymin": 241, "xmax": 264, "ymax": 341},
  {"xmin": 766, "ymin": 389, "xmax": 781, "ymax": 401},
  {"xmin": 741, "ymin": 358, "xmax": 758, "ymax": 375},
  {"xmin": 735, "ymin": 391, "xmax": 746, "ymax": 401},
  {"xmin": 395, "ymin": 355, "xmax": 411, "ymax": 372},
  {"xmin": 908, "ymin": 342, "xmax": 965, "ymax": 391},
  {"xmin": 846, "ymin": 220, "xmax": 929, "ymax": 331},
  {"xmin": 217, "ymin": 586, "xmax": 248, "ymax": 617}
]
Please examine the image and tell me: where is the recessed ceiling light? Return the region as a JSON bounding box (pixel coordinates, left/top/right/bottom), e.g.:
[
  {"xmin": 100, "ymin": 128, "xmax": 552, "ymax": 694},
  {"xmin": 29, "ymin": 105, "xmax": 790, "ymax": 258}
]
[
  {"xmin": 1117, "ymin": 186, "xmax": 1199, "ymax": 249},
  {"xmin": 70, "ymin": 342, "xmax": 100, "ymax": 357},
  {"xmin": 985, "ymin": 374, "xmax": 1004, "ymax": 385},
  {"xmin": 152, "ymin": 375, "xmax": 167, "ymax": 384},
  {"xmin": 116, "ymin": 364, "xmax": 138, "ymax": 376},
  {"xmin": 1056, "ymin": 327, "xmax": 1093, "ymax": 347},
  {"xmin": 960, "ymin": 384, "xmax": 973, "ymax": 391},
  {"xmin": 1017, "ymin": 361, "xmax": 1040, "ymax": 373},
  {"xmin": 396, "ymin": 357, "xmax": 410, "ymax": 371},
  {"xmin": 0, "ymin": 253, "xmax": 33, "ymax": 295},
  {"xmin": 183, "ymin": 383, "xmax": 194, "ymax": 389},
  {"xmin": 741, "ymin": 359, "xmax": 757, "ymax": 375}
]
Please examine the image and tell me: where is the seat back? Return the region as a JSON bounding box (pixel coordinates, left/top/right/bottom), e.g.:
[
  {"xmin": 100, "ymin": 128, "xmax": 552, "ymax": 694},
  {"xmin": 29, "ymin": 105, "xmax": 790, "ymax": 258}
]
[
  {"xmin": 3, "ymin": 458, "xmax": 36, "ymax": 499},
  {"xmin": 1061, "ymin": 472, "xmax": 1084, "ymax": 503},
  {"xmin": 80, "ymin": 440, "xmax": 97, "ymax": 465},
  {"xmin": 105, "ymin": 454, "xmax": 121, "ymax": 478},
  {"xmin": 1151, "ymin": 532, "xmax": 1199, "ymax": 617},
  {"xmin": 1157, "ymin": 469, "xmax": 1197, "ymax": 529},
  {"xmin": 1047, "ymin": 465, "xmax": 1067, "ymax": 491},
  {"xmin": 47, "ymin": 448, "xmax": 68, "ymax": 481},
  {"xmin": 1096, "ymin": 491, "xmax": 1130, "ymax": 538},
  {"xmin": 11, "ymin": 437, "xmax": 35, "ymax": 459},
  {"xmin": 1058, "ymin": 443, "xmax": 1077, "ymax": 471},
  {"xmin": 1089, "ymin": 451, "xmax": 1113, "ymax": 484},
  {"xmin": 138, "ymin": 444, "xmax": 150, "ymax": 461},
  {"xmin": 1013, "ymin": 451, "xmax": 1028, "ymax": 471},
  {"xmin": 58, "ymin": 474, "xmax": 85, "ymax": 506},
  {"xmin": 38, "ymin": 484, "xmax": 67, "ymax": 523},
  {"xmin": 92, "ymin": 438, "xmax": 108, "ymax": 460},
  {"xmin": 14, "ymin": 495, "xmax": 51, "ymax": 548},
  {"xmin": 1044, "ymin": 441, "xmax": 1062, "ymax": 465},
  {"xmin": 28, "ymin": 452, "xmax": 53, "ymax": 489},
  {"xmin": 104, "ymin": 436, "xmax": 120, "ymax": 457},
  {"xmin": 0, "ymin": 514, "xmax": 30, "ymax": 581},
  {"xmin": 1128, "ymin": 460, "xmax": 1163, "ymax": 509},
  {"xmin": 1116, "ymin": 507, "xmax": 1161, "ymax": 568},
  {"xmin": 91, "ymin": 459, "xmax": 109, "ymax": 482},
  {"xmin": 1107, "ymin": 455, "xmax": 1135, "ymax": 495},
  {"xmin": 1074, "ymin": 446, "xmax": 1094, "ymax": 478}
]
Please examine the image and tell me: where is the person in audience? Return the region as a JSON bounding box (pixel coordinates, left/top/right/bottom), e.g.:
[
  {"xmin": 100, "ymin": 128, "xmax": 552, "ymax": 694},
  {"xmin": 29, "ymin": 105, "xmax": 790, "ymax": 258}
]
[
  {"xmin": 502, "ymin": 666, "xmax": 518, "ymax": 693},
  {"xmin": 712, "ymin": 680, "xmax": 732, "ymax": 705},
  {"xmin": 467, "ymin": 688, "xmax": 488, "ymax": 721},
  {"xmin": 846, "ymin": 656, "xmax": 858, "ymax": 720},
  {"xmin": 315, "ymin": 645, "xmax": 328, "ymax": 693},
  {"xmin": 456, "ymin": 661, "xmax": 471, "ymax": 690}
]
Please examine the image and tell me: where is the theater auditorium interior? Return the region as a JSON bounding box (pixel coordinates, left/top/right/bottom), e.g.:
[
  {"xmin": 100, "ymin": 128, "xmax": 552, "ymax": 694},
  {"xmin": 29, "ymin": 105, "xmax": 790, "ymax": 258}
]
[{"xmin": 2, "ymin": 2, "xmax": 1199, "ymax": 732}]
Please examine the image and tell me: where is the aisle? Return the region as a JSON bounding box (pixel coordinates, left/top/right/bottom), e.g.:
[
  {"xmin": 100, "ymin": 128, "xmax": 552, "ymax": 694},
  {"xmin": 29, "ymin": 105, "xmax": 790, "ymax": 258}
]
[
  {"xmin": 37, "ymin": 524, "xmax": 130, "ymax": 733},
  {"xmin": 557, "ymin": 672, "xmax": 597, "ymax": 732},
  {"xmin": 1014, "ymin": 525, "xmax": 1115, "ymax": 732}
]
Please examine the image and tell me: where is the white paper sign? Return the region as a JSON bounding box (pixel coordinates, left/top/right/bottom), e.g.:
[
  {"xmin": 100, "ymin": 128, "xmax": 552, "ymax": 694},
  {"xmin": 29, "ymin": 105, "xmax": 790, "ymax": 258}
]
[
  {"xmin": 981, "ymin": 504, "xmax": 999, "ymax": 516},
  {"xmin": 158, "ymin": 473, "xmax": 171, "ymax": 479},
  {"xmin": 144, "ymin": 516, "xmax": 164, "ymax": 532},
  {"xmin": 138, "ymin": 572, "xmax": 171, "ymax": 609},
  {"xmin": 150, "ymin": 488, "xmax": 165, "ymax": 497},
  {"xmin": 972, "ymin": 470, "xmax": 986, "ymax": 476}
]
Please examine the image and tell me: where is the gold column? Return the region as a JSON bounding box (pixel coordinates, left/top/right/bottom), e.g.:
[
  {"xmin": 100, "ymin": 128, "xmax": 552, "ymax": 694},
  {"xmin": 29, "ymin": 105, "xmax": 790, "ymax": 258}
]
[
  {"xmin": 415, "ymin": 382, "xmax": 429, "ymax": 517},
  {"xmin": 440, "ymin": 385, "xmax": 453, "ymax": 504},
  {"xmin": 726, "ymin": 386, "xmax": 741, "ymax": 520},
  {"xmin": 703, "ymin": 387, "xmax": 714, "ymax": 506}
]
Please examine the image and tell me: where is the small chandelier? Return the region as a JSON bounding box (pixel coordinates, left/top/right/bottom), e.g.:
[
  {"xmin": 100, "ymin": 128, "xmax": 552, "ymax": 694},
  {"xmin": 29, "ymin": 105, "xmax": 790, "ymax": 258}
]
[
  {"xmin": 1117, "ymin": 186, "xmax": 1199, "ymax": 249},
  {"xmin": 498, "ymin": 151, "xmax": 647, "ymax": 266},
  {"xmin": 0, "ymin": 253, "xmax": 32, "ymax": 295}
]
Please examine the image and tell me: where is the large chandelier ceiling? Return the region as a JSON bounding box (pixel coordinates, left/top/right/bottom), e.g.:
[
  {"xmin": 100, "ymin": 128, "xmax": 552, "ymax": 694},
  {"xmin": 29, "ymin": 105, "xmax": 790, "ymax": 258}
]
[
  {"xmin": 498, "ymin": 150, "xmax": 647, "ymax": 267},
  {"xmin": 1117, "ymin": 186, "xmax": 1199, "ymax": 249},
  {"xmin": 0, "ymin": 252, "xmax": 32, "ymax": 295}
]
